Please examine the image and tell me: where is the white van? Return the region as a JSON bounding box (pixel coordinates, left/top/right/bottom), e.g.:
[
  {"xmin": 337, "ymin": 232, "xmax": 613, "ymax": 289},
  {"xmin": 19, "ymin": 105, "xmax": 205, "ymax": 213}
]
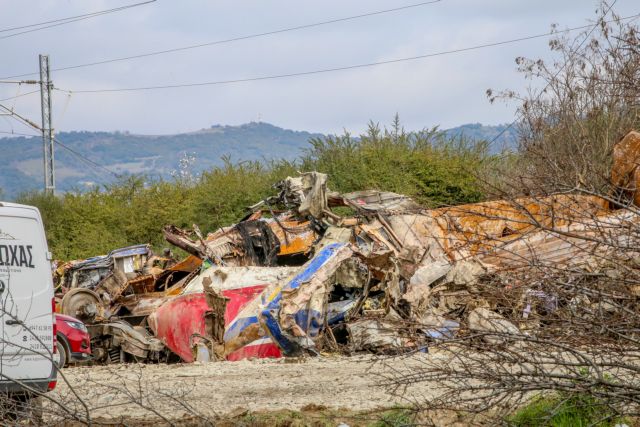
[{"xmin": 0, "ymin": 202, "xmax": 57, "ymax": 398}]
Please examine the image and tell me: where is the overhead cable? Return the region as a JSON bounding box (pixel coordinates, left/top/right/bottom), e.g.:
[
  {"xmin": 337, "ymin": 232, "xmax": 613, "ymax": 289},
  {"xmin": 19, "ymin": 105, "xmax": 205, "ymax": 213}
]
[
  {"xmin": 0, "ymin": 130, "xmax": 39, "ymax": 137},
  {"xmin": 0, "ymin": 103, "xmax": 119, "ymax": 179},
  {"xmin": 0, "ymin": 90, "xmax": 40, "ymax": 102},
  {"xmin": 59, "ymin": 14, "xmax": 640, "ymax": 94},
  {"xmin": 52, "ymin": 138, "xmax": 121, "ymax": 179},
  {"xmin": 485, "ymin": 0, "xmax": 622, "ymax": 150},
  {"xmin": 0, "ymin": 0, "xmax": 442, "ymax": 79},
  {"xmin": 0, "ymin": 0, "xmax": 156, "ymax": 41}
]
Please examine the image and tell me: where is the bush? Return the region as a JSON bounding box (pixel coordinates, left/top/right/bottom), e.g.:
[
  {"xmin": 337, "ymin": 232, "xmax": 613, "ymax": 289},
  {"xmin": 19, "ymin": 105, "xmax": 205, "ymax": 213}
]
[
  {"xmin": 301, "ymin": 117, "xmax": 486, "ymax": 207},
  {"xmin": 17, "ymin": 117, "xmax": 488, "ymax": 260},
  {"xmin": 488, "ymin": 9, "xmax": 640, "ymax": 195}
]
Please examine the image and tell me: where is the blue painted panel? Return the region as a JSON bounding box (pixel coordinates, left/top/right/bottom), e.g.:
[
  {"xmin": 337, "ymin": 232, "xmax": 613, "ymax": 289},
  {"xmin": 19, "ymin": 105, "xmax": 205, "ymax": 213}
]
[{"xmin": 260, "ymin": 243, "xmax": 345, "ymax": 354}]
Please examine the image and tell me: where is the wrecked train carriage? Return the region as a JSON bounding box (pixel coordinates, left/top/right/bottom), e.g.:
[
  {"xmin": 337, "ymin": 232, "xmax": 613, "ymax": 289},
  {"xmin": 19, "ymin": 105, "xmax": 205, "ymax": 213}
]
[
  {"xmin": 157, "ymin": 220, "xmax": 414, "ymax": 360},
  {"xmin": 148, "ymin": 266, "xmax": 297, "ymax": 362},
  {"xmin": 205, "ymin": 240, "xmax": 417, "ymax": 357},
  {"xmin": 56, "ymin": 245, "xmax": 200, "ymax": 363},
  {"xmin": 150, "ymin": 242, "xmax": 398, "ymax": 361},
  {"xmin": 157, "ymin": 132, "xmax": 640, "ymax": 360},
  {"xmin": 383, "ymin": 132, "xmax": 640, "ymax": 340}
]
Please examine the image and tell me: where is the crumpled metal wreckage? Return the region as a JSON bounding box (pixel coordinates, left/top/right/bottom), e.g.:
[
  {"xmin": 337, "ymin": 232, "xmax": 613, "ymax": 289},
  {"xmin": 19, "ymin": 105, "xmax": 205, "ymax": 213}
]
[
  {"xmin": 54, "ymin": 244, "xmax": 198, "ymax": 363},
  {"xmin": 56, "ymin": 131, "xmax": 640, "ymax": 362}
]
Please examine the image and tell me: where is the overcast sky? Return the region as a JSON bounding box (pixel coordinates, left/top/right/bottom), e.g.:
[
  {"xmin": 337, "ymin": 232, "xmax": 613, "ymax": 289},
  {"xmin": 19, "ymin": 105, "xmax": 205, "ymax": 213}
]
[{"xmin": 0, "ymin": 0, "xmax": 637, "ymax": 136}]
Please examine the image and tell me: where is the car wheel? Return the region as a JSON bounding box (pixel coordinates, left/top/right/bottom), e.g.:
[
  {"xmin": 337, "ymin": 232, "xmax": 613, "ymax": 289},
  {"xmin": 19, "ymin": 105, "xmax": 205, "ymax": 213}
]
[{"xmin": 55, "ymin": 337, "xmax": 68, "ymax": 369}]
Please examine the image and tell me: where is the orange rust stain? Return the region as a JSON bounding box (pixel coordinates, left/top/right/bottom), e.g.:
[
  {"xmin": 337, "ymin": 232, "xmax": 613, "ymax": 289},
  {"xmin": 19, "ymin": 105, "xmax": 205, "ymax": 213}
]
[
  {"xmin": 419, "ymin": 194, "xmax": 611, "ymax": 260},
  {"xmin": 169, "ymin": 255, "xmax": 202, "ymax": 273},
  {"xmin": 127, "ymin": 275, "xmax": 156, "ymax": 293},
  {"xmin": 278, "ymin": 232, "xmax": 316, "ymax": 255},
  {"xmin": 268, "ymin": 220, "xmax": 317, "ymax": 256},
  {"xmin": 612, "ymin": 131, "xmax": 640, "ymax": 206}
]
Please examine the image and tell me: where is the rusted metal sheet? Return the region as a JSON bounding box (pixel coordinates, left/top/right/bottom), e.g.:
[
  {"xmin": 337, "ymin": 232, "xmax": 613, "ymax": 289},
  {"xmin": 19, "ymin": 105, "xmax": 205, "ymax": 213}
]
[
  {"xmin": 127, "ymin": 274, "xmax": 155, "ymax": 294},
  {"xmin": 164, "ymin": 215, "xmax": 317, "ymax": 265},
  {"xmin": 127, "ymin": 296, "xmax": 171, "ymax": 316},
  {"xmin": 168, "ymin": 255, "xmax": 202, "ymax": 272},
  {"xmin": 341, "ymin": 190, "xmax": 422, "ymax": 213},
  {"xmin": 163, "ymin": 225, "xmax": 210, "ymax": 259},
  {"xmin": 612, "ymin": 130, "xmax": 640, "ymax": 206},
  {"xmin": 265, "ymin": 218, "xmax": 316, "ymax": 256},
  {"xmin": 479, "ymin": 210, "xmax": 640, "ymax": 271},
  {"xmin": 382, "ymin": 194, "xmax": 611, "ymax": 265}
]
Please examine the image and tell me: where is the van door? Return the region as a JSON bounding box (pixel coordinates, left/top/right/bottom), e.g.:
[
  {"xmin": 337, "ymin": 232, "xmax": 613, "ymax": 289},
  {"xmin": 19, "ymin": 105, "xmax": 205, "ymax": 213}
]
[{"xmin": 0, "ymin": 209, "xmax": 54, "ymax": 383}]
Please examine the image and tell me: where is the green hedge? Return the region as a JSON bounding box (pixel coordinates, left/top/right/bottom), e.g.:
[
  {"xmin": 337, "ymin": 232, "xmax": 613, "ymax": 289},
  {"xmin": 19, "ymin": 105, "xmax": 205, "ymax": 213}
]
[{"xmin": 18, "ymin": 119, "xmax": 488, "ymax": 260}]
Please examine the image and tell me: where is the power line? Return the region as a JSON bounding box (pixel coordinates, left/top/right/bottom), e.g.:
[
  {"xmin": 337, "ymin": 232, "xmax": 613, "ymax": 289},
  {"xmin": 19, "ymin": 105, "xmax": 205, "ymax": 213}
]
[
  {"xmin": 52, "ymin": 138, "xmax": 121, "ymax": 179},
  {"xmin": 0, "ymin": 80, "xmax": 39, "ymax": 84},
  {"xmin": 0, "ymin": 0, "xmax": 155, "ymax": 33},
  {"xmin": 484, "ymin": 0, "xmax": 622, "ymax": 151},
  {"xmin": 0, "ymin": 130, "xmax": 39, "ymax": 137},
  {"xmin": 57, "ymin": 14, "xmax": 640, "ymax": 95},
  {"xmin": 0, "ymin": 103, "xmax": 41, "ymax": 130},
  {"xmin": 0, "ymin": 1, "xmax": 156, "ymax": 41},
  {"xmin": 0, "ymin": 102, "xmax": 119, "ymax": 180},
  {"xmin": 0, "ymin": 90, "xmax": 40, "ymax": 102},
  {"xmin": 0, "ymin": 0, "xmax": 442, "ymax": 80}
]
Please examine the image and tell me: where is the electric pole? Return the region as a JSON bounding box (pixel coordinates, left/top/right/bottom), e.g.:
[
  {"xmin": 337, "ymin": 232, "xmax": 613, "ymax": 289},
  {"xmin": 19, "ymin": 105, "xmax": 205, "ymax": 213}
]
[{"xmin": 39, "ymin": 54, "xmax": 55, "ymax": 194}]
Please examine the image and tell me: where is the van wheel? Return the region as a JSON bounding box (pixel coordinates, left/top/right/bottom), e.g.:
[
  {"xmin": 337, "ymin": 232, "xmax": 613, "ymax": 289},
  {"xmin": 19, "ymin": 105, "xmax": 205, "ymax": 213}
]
[{"xmin": 55, "ymin": 337, "xmax": 68, "ymax": 368}]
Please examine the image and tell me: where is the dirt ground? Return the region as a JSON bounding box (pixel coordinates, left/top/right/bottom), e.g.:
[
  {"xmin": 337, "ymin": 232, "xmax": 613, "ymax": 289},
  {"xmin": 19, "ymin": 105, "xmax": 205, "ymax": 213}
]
[{"xmin": 44, "ymin": 352, "xmax": 461, "ymax": 425}]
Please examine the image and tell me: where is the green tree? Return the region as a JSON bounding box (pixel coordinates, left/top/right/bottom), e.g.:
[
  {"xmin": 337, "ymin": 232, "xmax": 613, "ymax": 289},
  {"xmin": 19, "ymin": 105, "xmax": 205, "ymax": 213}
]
[
  {"xmin": 18, "ymin": 117, "xmax": 487, "ymax": 260},
  {"xmin": 302, "ymin": 118, "xmax": 487, "ymax": 207}
]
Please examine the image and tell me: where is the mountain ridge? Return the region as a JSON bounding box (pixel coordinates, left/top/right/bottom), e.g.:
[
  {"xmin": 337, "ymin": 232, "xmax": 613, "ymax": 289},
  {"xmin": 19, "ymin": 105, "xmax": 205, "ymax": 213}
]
[{"xmin": 0, "ymin": 122, "xmax": 516, "ymax": 198}]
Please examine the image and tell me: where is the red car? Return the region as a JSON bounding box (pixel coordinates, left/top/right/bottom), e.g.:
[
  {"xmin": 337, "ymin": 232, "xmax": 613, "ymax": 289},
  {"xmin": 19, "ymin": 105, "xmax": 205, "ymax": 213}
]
[{"xmin": 54, "ymin": 314, "xmax": 91, "ymax": 368}]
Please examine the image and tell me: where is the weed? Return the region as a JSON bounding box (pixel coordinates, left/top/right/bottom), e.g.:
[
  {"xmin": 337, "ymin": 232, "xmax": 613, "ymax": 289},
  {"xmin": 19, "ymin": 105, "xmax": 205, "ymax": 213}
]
[
  {"xmin": 369, "ymin": 407, "xmax": 414, "ymax": 427},
  {"xmin": 509, "ymin": 393, "xmax": 627, "ymax": 427}
]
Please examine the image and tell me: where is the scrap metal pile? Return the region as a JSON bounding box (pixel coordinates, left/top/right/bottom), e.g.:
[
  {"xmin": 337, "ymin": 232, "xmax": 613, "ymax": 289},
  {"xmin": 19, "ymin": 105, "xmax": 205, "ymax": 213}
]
[
  {"xmin": 55, "ymin": 130, "xmax": 640, "ymax": 363},
  {"xmin": 55, "ymin": 245, "xmax": 202, "ymax": 362}
]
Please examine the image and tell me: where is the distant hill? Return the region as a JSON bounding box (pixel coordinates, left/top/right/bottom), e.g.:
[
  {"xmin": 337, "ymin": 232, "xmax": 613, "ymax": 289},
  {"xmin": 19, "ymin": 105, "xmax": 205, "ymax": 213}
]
[
  {"xmin": 443, "ymin": 123, "xmax": 518, "ymax": 154},
  {"xmin": 0, "ymin": 122, "xmax": 517, "ymax": 199},
  {"xmin": 0, "ymin": 122, "xmax": 321, "ymax": 198}
]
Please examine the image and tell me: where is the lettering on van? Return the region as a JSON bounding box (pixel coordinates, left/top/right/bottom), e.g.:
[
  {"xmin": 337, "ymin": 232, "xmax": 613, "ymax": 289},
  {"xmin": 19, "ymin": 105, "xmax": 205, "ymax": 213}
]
[
  {"xmin": 0, "ymin": 245, "xmax": 35, "ymax": 268},
  {"xmin": 0, "ymin": 229, "xmax": 16, "ymax": 241}
]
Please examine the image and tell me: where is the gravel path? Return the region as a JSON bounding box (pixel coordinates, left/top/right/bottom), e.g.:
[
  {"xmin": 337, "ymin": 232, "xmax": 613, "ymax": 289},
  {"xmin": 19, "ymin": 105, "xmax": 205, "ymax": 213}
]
[{"xmin": 45, "ymin": 353, "xmax": 441, "ymax": 424}]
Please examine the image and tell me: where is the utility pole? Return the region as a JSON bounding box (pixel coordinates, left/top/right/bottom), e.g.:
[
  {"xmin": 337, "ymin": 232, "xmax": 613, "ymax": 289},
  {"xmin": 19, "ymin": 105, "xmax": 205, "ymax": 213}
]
[{"xmin": 39, "ymin": 54, "xmax": 55, "ymax": 194}]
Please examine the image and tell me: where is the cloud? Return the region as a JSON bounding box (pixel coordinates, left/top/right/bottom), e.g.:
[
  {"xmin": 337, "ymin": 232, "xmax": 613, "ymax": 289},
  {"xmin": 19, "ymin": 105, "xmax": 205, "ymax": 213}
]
[{"xmin": 0, "ymin": 0, "xmax": 636, "ymax": 136}]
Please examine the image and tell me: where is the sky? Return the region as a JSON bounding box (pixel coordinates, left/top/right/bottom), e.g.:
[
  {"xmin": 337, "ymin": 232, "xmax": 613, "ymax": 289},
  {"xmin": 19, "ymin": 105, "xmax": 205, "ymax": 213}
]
[{"xmin": 0, "ymin": 0, "xmax": 637, "ymax": 136}]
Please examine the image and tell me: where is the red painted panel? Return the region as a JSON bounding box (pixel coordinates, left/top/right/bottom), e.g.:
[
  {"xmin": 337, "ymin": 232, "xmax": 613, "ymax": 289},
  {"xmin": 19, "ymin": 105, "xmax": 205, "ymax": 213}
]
[
  {"xmin": 223, "ymin": 285, "xmax": 266, "ymax": 323},
  {"xmin": 151, "ymin": 284, "xmax": 281, "ymax": 362},
  {"xmin": 226, "ymin": 341, "xmax": 282, "ymax": 361},
  {"xmin": 150, "ymin": 293, "xmax": 209, "ymax": 362}
]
